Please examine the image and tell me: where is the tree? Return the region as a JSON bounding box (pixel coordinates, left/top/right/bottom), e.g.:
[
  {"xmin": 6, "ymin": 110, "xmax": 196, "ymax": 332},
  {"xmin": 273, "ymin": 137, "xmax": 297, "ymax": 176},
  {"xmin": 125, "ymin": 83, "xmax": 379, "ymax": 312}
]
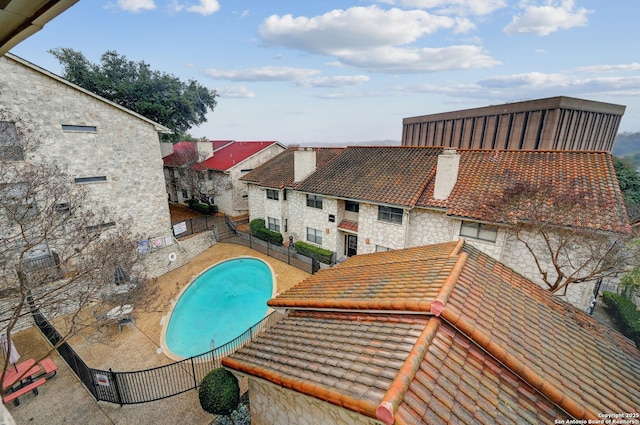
[
  {"xmin": 0, "ymin": 110, "xmax": 151, "ymax": 394},
  {"xmin": 614, "ymin": 157, "xmax": 640, "ymax": 210},
  {"xmin": 479, "ymin": 181, "xmax": 631, "ymax": 295},
  {"xmin": 49, "ymin": 48, "xmax": 218, "ymax": 142}
]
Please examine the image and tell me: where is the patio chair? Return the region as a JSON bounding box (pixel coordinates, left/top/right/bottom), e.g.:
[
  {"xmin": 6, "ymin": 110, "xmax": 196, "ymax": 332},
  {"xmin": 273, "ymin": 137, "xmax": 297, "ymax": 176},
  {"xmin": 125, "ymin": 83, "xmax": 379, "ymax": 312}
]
[{"xmin": 118, "ymin": 316, "xmax": 135, "ymax": 333}]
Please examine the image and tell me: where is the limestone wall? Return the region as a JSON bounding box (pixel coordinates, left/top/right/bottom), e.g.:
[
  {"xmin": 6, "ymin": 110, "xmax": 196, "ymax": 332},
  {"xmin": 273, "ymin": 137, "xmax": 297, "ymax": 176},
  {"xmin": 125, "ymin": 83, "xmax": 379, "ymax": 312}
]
[
  {"xmin": 287, "ymin": 192, "xmax": 338, "ymax": 251},
  {"xmin": 247, "ymin": 378, "xmax": 382, "ymax": 425},
  {"xmin": 0, "ymin": 55, "xmax": 171, "ymax": 241},
  {"xmin": 138, "ymin": 232, "xmax": 216, "ymax": 279},
  {"xmin": 356, "ymin": 203, "xmax": 408, "ymax": 254}
]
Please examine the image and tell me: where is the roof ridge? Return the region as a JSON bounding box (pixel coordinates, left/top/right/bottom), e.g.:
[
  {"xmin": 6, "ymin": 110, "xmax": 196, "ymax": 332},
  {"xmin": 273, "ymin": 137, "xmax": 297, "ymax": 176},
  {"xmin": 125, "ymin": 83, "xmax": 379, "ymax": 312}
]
[
  {"xmin": 430, "ymin": 252, "xmax": 468, "ymax": 316},
  {"xmin": 375, "ymin": 318, "xmax": 441, "ymax": 425},
  {"xmin": 440, "ymin": 305, "xmax": 600, "ymax": 421}
]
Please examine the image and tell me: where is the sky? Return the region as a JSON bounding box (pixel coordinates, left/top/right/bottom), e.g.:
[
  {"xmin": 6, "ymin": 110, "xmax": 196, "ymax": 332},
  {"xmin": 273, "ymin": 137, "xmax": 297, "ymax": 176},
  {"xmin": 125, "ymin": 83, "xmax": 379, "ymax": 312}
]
[{"xmin": 10, "ymin": 0, "xmax": 640, "ymax": 146}]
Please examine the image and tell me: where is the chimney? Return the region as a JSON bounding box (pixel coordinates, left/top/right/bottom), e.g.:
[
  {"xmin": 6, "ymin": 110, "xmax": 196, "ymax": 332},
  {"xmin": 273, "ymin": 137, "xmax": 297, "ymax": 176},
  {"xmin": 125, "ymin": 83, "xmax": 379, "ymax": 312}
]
[
  {"xmin": 196, "ymin": 141, "xmax": 213, "ymax": 160},
  {"xmin": 433, "ymin": 149, "xmax": 459, "ymax": 200},
  {"xmin": 294, "ymin": 148, "xmax": 316, "ymax": 182}
]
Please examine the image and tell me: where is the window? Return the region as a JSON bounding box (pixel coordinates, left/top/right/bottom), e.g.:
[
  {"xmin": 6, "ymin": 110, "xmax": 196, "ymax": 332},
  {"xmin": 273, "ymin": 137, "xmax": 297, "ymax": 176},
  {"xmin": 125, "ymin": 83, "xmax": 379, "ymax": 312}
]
[
  {"xmin": 268, "ymin": 217, "xmax": 280, "ymax": 232},
  {"xmin": 62, "ymin": 125, "xmax": 97, "ymax": 132},
  {"xmin": 266, "ymin": 189, "xmax": 279, "ymax": 200},
  {"xmin": 208, "ymin": 170, "xmax": 214, "ymax": 180},
  {"xmin": 181, "ymin": 189, "xmax": 188, "ymax": 199},
  {"xmin": 378, "ymin": 206, "xmax": 403, "ymax": 224},
  {"xmin": 459, "ymin": 221, "xmax": 498, "ymax": 242},
  {"xmin": 74, "ymin": 176, "xmax": 107, "ymax": 184},
  {"xmin": 307, "ymin": 227, "xmax": 322, "ymax": 245},
  {"xmin": 85, "ymin": 221, "xmax": 116, "ymax": 232},
  {"xmin": 345, "ymin": 201, "xmax": 359, "ymax": 213},
  {"xmin": 376, "ymin": 245, "xmax": 393, "ymax": 253},
  {"xmin": 306, "ymin": 194, "xmax": 323, "ymax": 209},
  {"xmin": 0, "ymin": 121, "xmax": 23, "ymax": 160},
  {"xmin": 284, "ymin": 218, "xmax": 288, "ymax": 233},
  {"xmin": 240, "ymin": 168, "xmax": 253, "ymax": 173},
  {"xmin": 54, "ymin": 203, "xmax": 71, "ymax": 214}
]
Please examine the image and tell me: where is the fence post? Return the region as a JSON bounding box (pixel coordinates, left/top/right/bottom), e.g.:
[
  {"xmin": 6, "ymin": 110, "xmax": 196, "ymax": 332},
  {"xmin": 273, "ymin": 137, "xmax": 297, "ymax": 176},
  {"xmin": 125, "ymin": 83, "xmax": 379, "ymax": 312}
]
[
  {"xmin": 190, "ymin": 357, "xmax": 198, "ymax": 389},
  {"xmin": 109, "ymin": 368, "xmax": 124, "ymax": 406}
]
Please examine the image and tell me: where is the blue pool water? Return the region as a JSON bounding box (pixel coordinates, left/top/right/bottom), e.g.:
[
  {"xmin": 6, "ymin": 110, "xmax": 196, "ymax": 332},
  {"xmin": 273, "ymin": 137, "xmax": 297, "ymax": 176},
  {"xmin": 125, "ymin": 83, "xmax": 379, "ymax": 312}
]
[{"xmin": 165, "ymin": 258, "xmax": 273, "ymax": 358}]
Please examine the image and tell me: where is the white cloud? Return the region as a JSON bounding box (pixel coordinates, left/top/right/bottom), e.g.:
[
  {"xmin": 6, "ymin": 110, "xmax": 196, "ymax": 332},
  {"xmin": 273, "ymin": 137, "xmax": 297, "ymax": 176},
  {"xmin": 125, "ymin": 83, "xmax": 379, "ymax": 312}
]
[
  {"xmin": 339, "ymin": 45, "xmax": 499, "ymax": 73},
  {"xmin": 117, "ymin": 0, "xmax": 155, "ymax": 12},
  {"xmin": 258, "ymin": 5, "xmax": 494, "ymax": 73},
  {"xmin": 397, "ymin": 0, "xmax": 507, "ymax": 16},
  {"xmin": 575, "ymin": 63, "xmax": 640, "ymax": 73},
  {"xmin": 186, "ymin": 0, "xmax": 220, "ymax": 15},
  {"xmin": 503, "ymin": 0, "xmax": 591, "ymax": 36},
  {"xmin": 218, "ymin": 86, "xmax": 255, "ymax": 99},
  {"xmin": 205, "ymin": 66, "xmax": 370, "ymax": 88},
  {"xmin": 298, "ymin": 75, "xmax": 371, "ymax": 88},
  {"xmin": 205, "ymin": 66, "xmax": 321, "ymax": 82},
  {"xmin": 260, "ymin": 6, "xmax": 474, "ymax": 53}
]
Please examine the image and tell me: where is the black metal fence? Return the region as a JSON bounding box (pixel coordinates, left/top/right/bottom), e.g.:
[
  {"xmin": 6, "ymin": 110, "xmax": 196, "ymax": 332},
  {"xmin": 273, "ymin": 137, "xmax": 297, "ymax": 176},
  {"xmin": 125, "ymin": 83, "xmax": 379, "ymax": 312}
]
[
  {"xmin": 222, "ymin": 215, "xmax": 327, "ymax": 274},
  {"xmin": 28, "ymin": 294, "xmax": 286, "ymax": 405},
  {"xmin": 171, "ymin": 216, "xmax": 220, "ymax": 239}
]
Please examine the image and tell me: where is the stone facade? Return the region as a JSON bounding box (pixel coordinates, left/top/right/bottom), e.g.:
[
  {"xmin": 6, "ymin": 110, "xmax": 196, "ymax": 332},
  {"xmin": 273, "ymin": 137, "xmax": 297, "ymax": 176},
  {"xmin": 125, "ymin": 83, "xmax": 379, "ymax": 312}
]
[
  {"xmin": 165, "ymin": 142, "xmax": 285, "ymax": 216},
  {"xmin": 246, "ymin": 377, "xmax": 383, "ymax": 425},
  {"xmin": 247, "ymin": 189, "xmax": 599, "ymax": 309},
  {"xmin": 0, "ymin": 54, "xmax": 174, "ymax": 278},
  {"xmin": 0, "ymin": 54, "xmax": 171, "ymax": 238}
]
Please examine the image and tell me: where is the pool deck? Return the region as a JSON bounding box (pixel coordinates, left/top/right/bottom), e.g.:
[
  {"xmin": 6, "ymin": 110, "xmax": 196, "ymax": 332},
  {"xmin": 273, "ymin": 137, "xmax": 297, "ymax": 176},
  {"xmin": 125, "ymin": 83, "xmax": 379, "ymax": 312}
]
[{"xmin": 5, "ymin": 242, "xmax": 310, "ymax": 425}]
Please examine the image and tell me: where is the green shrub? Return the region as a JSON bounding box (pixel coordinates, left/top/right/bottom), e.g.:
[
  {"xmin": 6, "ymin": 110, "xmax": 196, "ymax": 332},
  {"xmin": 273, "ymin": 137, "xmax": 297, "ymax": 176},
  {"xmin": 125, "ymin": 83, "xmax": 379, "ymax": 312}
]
[
  {"xmin": 249, "ymin": 219, "xmax": 283, "ymax": 245},
  {"xmin": 294, "ymin": 241, "xmax": 334, "ymax": 264},
  {"xmin": 602, "ymin": 291, "xmax": 640, "ymax": 348},
  {"xmin": 188, "ymin": 201, "xmax": 217, "ymax": 215},
  {"xmin": 199, "ymin": 368, "xmax": 240, "ymax": 416}
]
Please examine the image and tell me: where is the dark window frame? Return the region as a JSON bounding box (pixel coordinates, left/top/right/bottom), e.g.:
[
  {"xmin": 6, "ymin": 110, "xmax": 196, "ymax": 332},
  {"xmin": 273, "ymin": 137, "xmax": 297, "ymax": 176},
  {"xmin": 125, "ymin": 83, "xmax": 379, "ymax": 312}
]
[
  {"xmin": 459, "ymin": 221, "xmax": 498, "ymax": 242},
  {"xmin": 266, "ymin": 189, "xmax": 279, "ymax": 200},
  {"xmin": 378, "ymin": 206, "xmax": 403, "ymax": 224},
  {"xmin": 306, "ymin": 194, "xmax": 323, "ymax": 209},
  {"xmin": 306, "ymin": 227, "xmax": 322, "ymax": 245},
  {"xmin": 62, "ymin": 125, "xmax": 97, "ymax": 133},
  {"xmin": 74, "ymin": 176, "xmax": 107, "ymax": 184},
  {"xmin": 268, "ymin": 217, "xmax": 280, "ymax": 232},
  {"xmin": 345, "ymin": 201, "xmax": 360, "ymax": 213}
]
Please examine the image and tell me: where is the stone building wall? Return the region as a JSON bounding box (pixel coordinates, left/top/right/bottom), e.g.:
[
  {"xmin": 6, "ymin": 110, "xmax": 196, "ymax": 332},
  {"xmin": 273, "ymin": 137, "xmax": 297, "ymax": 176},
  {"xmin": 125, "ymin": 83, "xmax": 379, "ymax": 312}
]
[
  {"xmin": 247, "ymin": 378, "xmax": 382, "ymax": 425},
  {"xmin": 0, "ymin": 55, "xmax": 171, "ymax": 241},
  {"xmin": 356, "ymin": 203, "xmax": 408, "ymax": 255},
  {"xmin": 286, "ymin": 192, "xmax": 338, "ymax": 251}
]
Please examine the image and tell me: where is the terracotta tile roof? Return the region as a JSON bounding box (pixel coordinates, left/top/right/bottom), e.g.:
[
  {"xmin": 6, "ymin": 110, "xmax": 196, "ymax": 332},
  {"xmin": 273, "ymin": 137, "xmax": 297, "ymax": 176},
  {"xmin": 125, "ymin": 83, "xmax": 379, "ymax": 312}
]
[
  {"xmin": 337, "ymin": 219, "xmax": 358, "ymax": 232},
  {"xmin": 240, "ymin": 147, "xmax": 344, "ymax": 189},
  {"xmin": 242, "ymin": 146, "xmax": 630, "ymax": 232},
  {"xmin": 295, "ymin": 146, "xmax": 439, "ymax": 207},
  {"xmin": 196, "ymin": 141, "xmax": 280, "ymax": 171},
  {"xmin": 417, "ymin": 149, "xmax": 630, "ymax": 232},
  {"xmin": 223, "ymin": 240, "xmax": 640, "ymax": 424}
]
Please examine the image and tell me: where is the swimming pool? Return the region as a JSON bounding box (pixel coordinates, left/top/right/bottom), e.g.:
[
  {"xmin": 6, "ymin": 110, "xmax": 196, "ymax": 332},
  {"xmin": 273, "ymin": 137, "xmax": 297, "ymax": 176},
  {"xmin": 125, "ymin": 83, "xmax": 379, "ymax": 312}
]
[{"xmin": 163, "ymin": 257, "xmax": 274, "ymax": 358}]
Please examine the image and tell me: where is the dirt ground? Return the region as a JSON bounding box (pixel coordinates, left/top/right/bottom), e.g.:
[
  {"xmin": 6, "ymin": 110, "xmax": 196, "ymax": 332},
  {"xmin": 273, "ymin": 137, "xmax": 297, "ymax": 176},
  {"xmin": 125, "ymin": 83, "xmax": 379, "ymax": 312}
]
[{"xmin": 5, "ymin": 242, "xmax": 310, "ymax": 425}]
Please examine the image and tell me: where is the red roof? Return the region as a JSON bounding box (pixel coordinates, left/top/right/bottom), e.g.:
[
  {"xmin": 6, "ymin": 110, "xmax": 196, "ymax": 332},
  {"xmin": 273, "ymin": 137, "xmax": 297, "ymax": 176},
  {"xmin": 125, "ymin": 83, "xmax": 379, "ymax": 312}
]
[
  {"xmin": 162, "ymin": 141, "xmax": 196, "ymax": 167},
  {"xmin": 197, "ymin": 141, "xmax": 280, "ymax": 171},
  {"xmin": 163, "ymin": 140, "xmax": 282, "ymax": 171}
]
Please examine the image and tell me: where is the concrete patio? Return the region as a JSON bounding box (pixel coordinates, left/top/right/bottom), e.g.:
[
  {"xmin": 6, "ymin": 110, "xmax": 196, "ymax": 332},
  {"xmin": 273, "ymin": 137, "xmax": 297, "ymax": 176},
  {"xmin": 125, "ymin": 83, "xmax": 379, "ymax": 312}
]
[{"xmin": 5, "ymin": 242, "xmax": 310, "ymax": 424}]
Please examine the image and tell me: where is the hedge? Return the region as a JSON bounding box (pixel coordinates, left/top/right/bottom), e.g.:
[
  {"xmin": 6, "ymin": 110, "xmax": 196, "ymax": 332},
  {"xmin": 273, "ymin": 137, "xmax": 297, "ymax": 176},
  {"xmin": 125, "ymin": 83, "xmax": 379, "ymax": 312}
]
[
  {"xmin": 186, "ymin": 199, "xmax": 218, "ymax": 215},
  {"xmin": 602, "ymin": 291, "xmax": 640, "ymax": 348},
  {"xmin": 249, "ymin": 219, "xmax": 283, "ymax": 245},
  {"xmin": 294, "ymin": 241, "xmax": 333, "ymax": 264}
]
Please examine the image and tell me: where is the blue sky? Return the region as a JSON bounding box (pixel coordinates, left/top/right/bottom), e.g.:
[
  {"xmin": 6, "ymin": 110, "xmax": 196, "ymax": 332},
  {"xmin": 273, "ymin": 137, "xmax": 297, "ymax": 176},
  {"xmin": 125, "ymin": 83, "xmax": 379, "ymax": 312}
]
[{"xmin": 10, "ymin": 0, "xmax": 640, "ymax": 145}]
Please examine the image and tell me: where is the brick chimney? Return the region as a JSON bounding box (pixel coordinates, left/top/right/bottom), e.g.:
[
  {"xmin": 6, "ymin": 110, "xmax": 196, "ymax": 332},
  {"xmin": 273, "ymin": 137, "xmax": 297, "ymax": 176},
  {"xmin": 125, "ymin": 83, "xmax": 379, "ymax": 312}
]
[
  {"xmin": 294, "ymin": 148, "xmax": 316, "ymax": 182},
  {"xmin": 196, "ymin": 141, "xmax": 213, "ymax": 161},
  {"xmin": 433, "ymin": 148, "xmax": 459, "ymax": 200}
]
